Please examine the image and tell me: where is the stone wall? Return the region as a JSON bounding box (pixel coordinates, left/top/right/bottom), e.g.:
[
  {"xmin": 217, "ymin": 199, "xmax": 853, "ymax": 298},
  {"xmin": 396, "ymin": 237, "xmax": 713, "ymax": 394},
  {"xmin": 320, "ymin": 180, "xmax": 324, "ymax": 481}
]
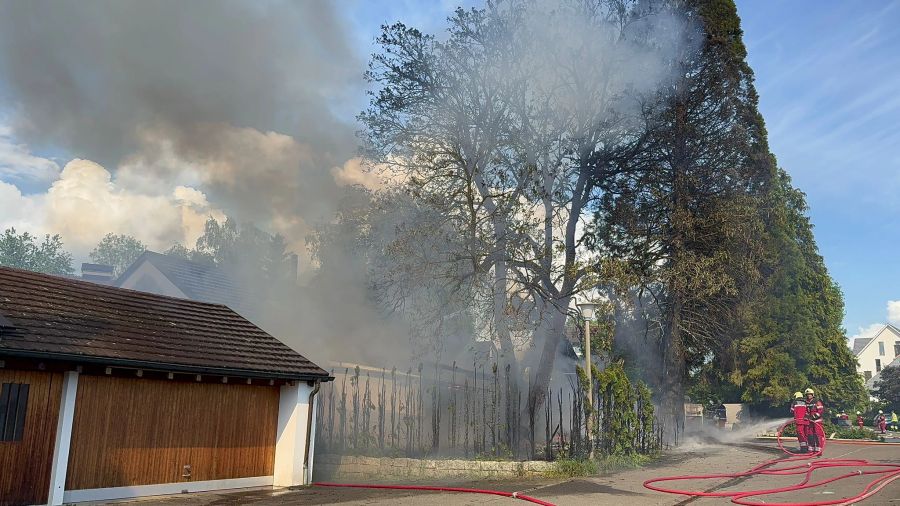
[{"xmin": 314, "ymin": 455, "xmax": 554, "ymax": 482}]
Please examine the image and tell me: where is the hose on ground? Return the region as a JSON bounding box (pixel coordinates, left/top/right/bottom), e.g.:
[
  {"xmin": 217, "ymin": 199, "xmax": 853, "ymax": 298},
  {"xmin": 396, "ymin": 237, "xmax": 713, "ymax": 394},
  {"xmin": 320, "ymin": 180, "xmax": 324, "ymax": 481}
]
[
  {"xmin": 311, "ymin": 421, "xmax": 897, "ymax": 505},
  {"xmin": 643, "ymin": 421, "xmax": 900, "ymax": 505}
]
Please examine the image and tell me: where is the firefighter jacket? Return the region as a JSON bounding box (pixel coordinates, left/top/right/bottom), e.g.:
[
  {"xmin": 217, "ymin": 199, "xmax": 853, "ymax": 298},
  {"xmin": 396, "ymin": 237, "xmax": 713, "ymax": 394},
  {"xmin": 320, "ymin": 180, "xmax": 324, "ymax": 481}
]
[
  {"xmin": 791, "ymin": 400, "xmax": 809, "ymax": 425},
  {"xmin": 805, "ymin": 399, "xmax": 824, "ymax": 423}
]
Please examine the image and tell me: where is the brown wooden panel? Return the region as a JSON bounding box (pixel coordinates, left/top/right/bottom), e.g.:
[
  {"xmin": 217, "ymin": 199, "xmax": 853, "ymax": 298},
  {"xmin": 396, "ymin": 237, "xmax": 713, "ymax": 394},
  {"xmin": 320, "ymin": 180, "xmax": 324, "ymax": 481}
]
[
  {"xmin": 0, "ymin": 369, "xmax": 62, "ymax": 506},
  {"xmin": 66, "ymin": 375, "xmax": 279, "ymax": 490}
]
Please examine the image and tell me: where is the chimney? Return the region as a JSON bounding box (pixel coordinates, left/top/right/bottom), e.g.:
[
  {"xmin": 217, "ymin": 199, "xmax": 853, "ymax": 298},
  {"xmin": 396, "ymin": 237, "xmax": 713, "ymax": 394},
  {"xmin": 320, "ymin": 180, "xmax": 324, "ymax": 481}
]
[{"xmin": 81, "ymin": 263, "xmax": 115, "ymax": 285}]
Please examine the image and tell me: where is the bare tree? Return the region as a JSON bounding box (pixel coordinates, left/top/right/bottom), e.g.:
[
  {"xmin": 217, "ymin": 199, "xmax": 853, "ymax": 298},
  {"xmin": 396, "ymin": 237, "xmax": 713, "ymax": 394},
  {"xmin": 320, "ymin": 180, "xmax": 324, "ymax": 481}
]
[{"xmin": 360, "ymin": 0, "xmax": 690, "ymax": 420}]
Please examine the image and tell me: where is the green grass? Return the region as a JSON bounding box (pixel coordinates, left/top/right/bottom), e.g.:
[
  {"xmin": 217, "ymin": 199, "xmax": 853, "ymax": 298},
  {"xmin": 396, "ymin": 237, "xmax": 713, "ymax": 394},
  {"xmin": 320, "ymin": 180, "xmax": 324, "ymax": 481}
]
[
  {"xmin": 547, "ymin": 458, "xmax": 599, "ymax": 478},
  {"xmin": 595, "ymin": 453, "xmax": 654, "ymax": 473},
  {"xmin": 547, "ymin": 453, "xmax": 657, "ymax": 478}
]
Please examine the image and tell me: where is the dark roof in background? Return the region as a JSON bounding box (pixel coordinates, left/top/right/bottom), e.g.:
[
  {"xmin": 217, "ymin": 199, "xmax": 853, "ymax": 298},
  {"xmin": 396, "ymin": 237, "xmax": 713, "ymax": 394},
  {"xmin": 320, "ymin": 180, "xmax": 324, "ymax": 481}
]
[
  {"xmin": 0, "ymin": 266, "xmax": 329, "ymax": 380},
  {"xmin": 853, "ymin": 337, "xmax": 873, "ymax": 355},
  {"xmin": 852, "ymin": 324, "xmax": 900, "ymax": 357},
  {"xmin": 81, "ymin": 263, "xmax": 114, "ymax": 273},
  {"xmin": 116, "ymin": 251, "xmax": 247, "ymax": 310}
]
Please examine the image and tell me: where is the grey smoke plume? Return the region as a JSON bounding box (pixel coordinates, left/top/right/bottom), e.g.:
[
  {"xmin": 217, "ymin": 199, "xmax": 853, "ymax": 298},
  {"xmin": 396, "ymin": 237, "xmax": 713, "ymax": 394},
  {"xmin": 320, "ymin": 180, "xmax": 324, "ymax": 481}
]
[
  {"xmin": 0, "ymin": 0, "xmax": 697, "ymax": 381},
  {"xmin": 0, "ymin": 0, "xmax": 362, "ymax": 241}
]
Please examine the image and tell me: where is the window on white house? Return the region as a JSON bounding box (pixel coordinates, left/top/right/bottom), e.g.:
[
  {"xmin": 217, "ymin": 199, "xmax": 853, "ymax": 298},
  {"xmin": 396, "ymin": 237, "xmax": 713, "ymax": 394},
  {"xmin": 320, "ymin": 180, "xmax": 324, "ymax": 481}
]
[
  {"xmin": 879, "ymin": 342, "xmax": 885, "ymax": 355},
  {"xmin": 864, "ymin": 371, "xmax": 872, "ymax": 380},
  {"xmin": 0, "ymin": 382, "xmax": 30, "ymax": 442},
  {"xmin": 875, "ymin": 359, "xmax": 882, "ymax": 372},
  {"xmin": 895, "ymin": 341, "xmax": 900, "ymax": 356}
]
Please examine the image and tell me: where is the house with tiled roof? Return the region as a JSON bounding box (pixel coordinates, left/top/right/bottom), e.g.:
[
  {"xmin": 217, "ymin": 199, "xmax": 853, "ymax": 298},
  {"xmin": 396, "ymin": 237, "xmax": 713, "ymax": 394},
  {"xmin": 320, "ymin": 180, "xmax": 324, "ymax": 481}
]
[
  {"xmin": 115, "ymin": 251, "xmax": 249, "ymax": 311},
  {"xmin": 852, "ymin": 323, "xmax": 900, "ymax": 389},
  {"xmin": 0, "ymin": 266, "xmax": 331, "ymax": 506}
]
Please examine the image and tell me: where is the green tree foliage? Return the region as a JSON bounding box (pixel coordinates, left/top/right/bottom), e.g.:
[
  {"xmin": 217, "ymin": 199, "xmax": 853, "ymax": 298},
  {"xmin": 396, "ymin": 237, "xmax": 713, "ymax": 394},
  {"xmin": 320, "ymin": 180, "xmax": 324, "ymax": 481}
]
[
  {"xmin": 734, "ymin": 171, "xmax": 867, "ymax": 412},
  {"xmin": 171, "ymin": 217, "xmax": 296, "ymax": 286},
  {"xmin": 581, "ymin": 361, "xmax": 657, "ymax": 456},
  {"xmin": 596, "ymin": 0, "xmax": 863, "ymax": 426},
  {"xmin": 872, "ymin": 366, "xmax": 900, "ymax": 408},
  {"xmin": 594, "ymin": 362, "xmax": 638, "ymax": 456},
  {"xmin": 164, "ymin": 242, "xmax": 192, "ymax": 260},
  {"xmin": 642, "ymin": 0, "xmax": 866, "ymax": 414},
  {"xmin": 635, "ymin": 382, "xmax": 656, "ymax": 453},
  {"xmin": 89, "ymin": 233, "xmax": 146, "ymax": 276},
  {"xmin": 595, "ymin": 0, "xmax": 773, "ymax": 435},
  {"xmin": 0, "ymin": 227, "xmax": 74, "ymax": 275}
]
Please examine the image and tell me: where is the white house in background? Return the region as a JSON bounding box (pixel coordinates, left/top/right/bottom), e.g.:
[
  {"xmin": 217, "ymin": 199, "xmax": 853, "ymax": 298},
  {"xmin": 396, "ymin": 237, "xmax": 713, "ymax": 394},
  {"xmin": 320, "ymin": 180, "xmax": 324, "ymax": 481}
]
[{"xmin": 852, "ymin": 323, "xmax": 900, "ymax": 389}]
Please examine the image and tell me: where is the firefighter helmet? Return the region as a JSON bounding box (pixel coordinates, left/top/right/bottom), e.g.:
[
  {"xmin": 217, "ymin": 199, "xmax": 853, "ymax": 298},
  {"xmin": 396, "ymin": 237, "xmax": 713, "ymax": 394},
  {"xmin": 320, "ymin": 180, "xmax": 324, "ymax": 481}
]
[
  {"xmin": 793, "ymin": 391, "xmax": 803, "ymax": 399},
  {"xmin": 879, "ymin": 410, "xmax": 884, "ymax": 414},
  {"xmin": 804, "ymin": 388, "xmax": 814, "ymax": 395}
]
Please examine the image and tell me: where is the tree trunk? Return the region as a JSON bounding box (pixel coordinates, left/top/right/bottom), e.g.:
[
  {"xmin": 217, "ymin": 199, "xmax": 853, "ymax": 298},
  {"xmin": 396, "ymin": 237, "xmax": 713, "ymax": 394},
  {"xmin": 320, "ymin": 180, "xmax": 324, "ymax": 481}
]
[
  {"xmin": 493, "ymin": 257, "xmax": 520, "ymax": 386},
  {"xmin": 660, "ymin": 297, "xmax": 685, "ymax": 445},
  {"xmin": 660, "ymin": 95, "xmax": 689, "ymax": 445},
  {"xmin": 527, "ymin": 296, "xmax": 570, "ymax": 421}
]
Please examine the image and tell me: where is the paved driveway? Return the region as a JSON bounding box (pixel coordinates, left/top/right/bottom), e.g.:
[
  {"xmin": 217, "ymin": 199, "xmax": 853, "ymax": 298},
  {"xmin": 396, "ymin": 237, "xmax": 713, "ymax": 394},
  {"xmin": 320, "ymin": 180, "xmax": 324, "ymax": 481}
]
[{"xmin": 83, "ymin": 440, "xmax": 899, "ymax": 506}]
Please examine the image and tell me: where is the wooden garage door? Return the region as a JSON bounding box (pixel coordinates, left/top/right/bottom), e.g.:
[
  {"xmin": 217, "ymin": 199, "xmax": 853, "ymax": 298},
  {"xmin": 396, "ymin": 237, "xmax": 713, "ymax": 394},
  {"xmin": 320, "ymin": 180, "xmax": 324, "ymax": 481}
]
[
  {"xmin": 0, "ymin": 369, "xmax": 62, "ymax": 506},
  {"xmin": 66, "ymin": 375, "xmax": 280, "ymax": 490}
]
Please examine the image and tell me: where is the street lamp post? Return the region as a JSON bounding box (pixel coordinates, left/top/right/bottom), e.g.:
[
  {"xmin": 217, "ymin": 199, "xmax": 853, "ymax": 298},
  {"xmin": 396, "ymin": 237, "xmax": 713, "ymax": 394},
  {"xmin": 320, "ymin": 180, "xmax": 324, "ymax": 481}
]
[{"xmin": 576, "ymin": 301, "xmax": 599, "ymax": 459}]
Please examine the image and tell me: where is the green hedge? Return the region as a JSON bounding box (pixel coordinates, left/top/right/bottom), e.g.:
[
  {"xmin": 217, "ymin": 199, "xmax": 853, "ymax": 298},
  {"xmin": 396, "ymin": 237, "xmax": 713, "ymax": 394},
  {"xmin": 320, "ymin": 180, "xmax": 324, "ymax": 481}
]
[{"xmin": 780, "ymin": 420, "xmax": 878, "ymax": 440}]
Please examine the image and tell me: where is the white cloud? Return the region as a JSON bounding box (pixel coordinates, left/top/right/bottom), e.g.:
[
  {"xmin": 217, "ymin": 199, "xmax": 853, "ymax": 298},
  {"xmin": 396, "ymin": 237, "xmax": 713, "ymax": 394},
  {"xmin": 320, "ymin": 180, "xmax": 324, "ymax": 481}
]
[
  {"xmin": 847, "ymin": 299, "xmax": 900, "ymax": 347},
  {"xmin": 0, "ymin": 125, "xmax": 60, "ymax": 183},
  {"xmin": 849, "ymin": 323, "xmax": 884, "ymax": 344},
  {"xmin": 888, "ymin": 300, "xmax": 900, "ymax": 325},
  {"xmin": 0, "ymin": 179, "xmax": 43, "ymax": 230},
  {"xmin": 331, "ymin": 157, "xmax": 389, "ymax": 190},
  {"xmin": 0, "ymin": 159, "xmax": 224, "ymax": 259}
]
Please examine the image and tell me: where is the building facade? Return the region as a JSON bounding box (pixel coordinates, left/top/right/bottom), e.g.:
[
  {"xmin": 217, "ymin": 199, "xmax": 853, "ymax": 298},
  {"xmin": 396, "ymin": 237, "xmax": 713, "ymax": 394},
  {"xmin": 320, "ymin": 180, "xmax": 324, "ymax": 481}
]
[{"xmin": 852, "ymin": 323, "xmax": 900, "ymax": 388}]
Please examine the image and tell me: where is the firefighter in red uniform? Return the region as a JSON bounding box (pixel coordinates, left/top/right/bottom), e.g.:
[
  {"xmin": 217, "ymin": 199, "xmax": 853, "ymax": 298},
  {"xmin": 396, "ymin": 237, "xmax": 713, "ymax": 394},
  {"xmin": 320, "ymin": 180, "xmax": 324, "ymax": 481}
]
[
  {"xmin": 856, "ymin": 411, "xmax": 865, "ymax": 428},
  {"xmin": 804, "ymin": 388, "xmax": 825, "ymax": 454},
  {"xmin": 790, "ymin": 391, "xmax": 808, "ymax": 453},
  {"xmin": 874, "ymin": 411, "xmax": 887, "ymax": 434}
]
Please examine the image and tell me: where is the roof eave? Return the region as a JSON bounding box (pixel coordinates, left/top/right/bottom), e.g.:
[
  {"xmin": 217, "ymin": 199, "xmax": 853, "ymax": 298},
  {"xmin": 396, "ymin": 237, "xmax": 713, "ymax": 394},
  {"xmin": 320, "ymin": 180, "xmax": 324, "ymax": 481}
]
[
  {"xmin": 112, "ymin": 251, "xmax": 152, "ymax": 286},
  {"xmin": 855, "ymin": 324, "xmax": 900, "ymax": 357},
  {"xmin": 0, "ymin": 349, "xmax": 334, "ymax": 382}
]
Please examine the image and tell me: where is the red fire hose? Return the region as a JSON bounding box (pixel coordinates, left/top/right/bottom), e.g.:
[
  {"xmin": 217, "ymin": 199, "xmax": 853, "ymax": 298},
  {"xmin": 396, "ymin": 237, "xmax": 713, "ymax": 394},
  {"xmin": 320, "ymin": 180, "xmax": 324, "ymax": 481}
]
[
  {"xmin": 312, "ymin": 421, "xmax": 897, "ymax": 505},
  {"xmin": 643, "ymin": 421, "xmax": 900, "ymax": 505},
  {"xmin": 313, "ymin": 482, "xmax": 556, "ymax": 505}
]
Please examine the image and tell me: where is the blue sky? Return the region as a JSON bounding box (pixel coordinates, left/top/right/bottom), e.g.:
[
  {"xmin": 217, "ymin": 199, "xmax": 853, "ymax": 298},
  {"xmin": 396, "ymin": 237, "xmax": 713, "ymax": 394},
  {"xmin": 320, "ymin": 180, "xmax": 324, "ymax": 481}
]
[
  {"xmin": 735, "ymin": 0, "xmax": 900, "ymax": 337},
  {"xmin": 1, "ymin": 0, "xmax": 897, "ymax": 339}
]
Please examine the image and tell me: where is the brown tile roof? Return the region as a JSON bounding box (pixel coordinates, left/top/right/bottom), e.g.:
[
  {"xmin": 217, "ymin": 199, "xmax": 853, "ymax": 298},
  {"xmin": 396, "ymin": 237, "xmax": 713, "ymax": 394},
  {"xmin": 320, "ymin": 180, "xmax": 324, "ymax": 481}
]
[{"xmin": 0, "ymin": 266, "xmax": 330, "ymax": 380}]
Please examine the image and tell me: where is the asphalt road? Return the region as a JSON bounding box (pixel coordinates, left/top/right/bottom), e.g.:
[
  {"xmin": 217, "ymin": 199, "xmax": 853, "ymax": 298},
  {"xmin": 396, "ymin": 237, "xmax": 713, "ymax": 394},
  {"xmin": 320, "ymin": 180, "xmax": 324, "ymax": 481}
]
[{"xmin": 85, "ymin": 440, "xmax": 899, "ymax": 506}]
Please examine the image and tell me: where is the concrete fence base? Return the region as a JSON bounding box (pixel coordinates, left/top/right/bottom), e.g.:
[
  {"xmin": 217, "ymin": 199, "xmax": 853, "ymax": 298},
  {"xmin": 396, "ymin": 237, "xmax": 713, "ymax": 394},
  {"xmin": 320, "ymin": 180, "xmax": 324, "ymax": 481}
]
[{"xmin": 314, "ymin": 454, "xmax": 554, "ymax": 482}]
